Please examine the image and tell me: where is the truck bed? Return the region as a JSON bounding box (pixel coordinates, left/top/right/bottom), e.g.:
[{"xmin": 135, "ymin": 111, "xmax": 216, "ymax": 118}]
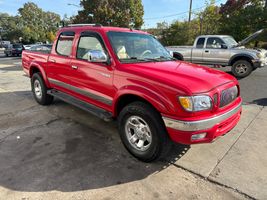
[
  {"xmin": 166, "ymin": 46, "xmax": 192, "ymax": 50},
  {"xmin": 22, "ymin": 50, "xmax": 50, "ymax": 77}
]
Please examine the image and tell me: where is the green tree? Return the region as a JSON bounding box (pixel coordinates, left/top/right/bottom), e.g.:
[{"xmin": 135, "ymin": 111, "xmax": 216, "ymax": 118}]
[
  {"xmin": 219, "ymin": 0, "xmax": 267, "ymax": 41},
  {"xmin": 0, "ymin": 13, "xmax": 23, "ymax": 42},
  {"xmin": 197, "ymin": 0, "xmax": 221, "ymax": 35},
  {"xmin": 73, "ymin": 0, "xmax": 144, "ymax": 28},
  {"xmin": 18, "ymin": 2, "xmax": 60, "ymax": 43}
]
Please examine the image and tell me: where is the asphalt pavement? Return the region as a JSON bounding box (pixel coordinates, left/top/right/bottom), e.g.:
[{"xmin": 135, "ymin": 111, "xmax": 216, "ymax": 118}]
[{"xmin": 0, "ymin": 56, "xmax": 266, "ymax": 200}]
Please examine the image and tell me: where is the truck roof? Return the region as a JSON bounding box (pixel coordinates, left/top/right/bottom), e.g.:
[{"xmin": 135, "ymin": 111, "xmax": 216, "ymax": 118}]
[
  {"xmin": 197, "ymin": 35, "xmax": 232, "ymax": 38},
  {"xmin": 60, "ymin": 24, "xmax": 148, "ymax": 35}
]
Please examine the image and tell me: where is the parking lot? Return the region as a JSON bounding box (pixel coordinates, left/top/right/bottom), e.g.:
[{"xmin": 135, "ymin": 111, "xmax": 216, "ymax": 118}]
[{"xmin": 0, "ymin": 53, "xmax": 267, "ymax": 200}]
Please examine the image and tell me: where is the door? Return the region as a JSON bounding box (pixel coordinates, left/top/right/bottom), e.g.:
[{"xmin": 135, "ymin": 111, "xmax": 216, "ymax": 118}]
[
  {"xmin": 202, "ymin": 37, "xmax": 230, "ymax": 65},
  {"xmin": 46, "ymin": 31, "xmax": 76, "ymax": 93},
  {"xmin": 191, "ymin": 37, "xmax": 205, "ymax": 64},
  {"xmin": 69, "ymin": 31, "xmax": 115, "ymax": 111}
]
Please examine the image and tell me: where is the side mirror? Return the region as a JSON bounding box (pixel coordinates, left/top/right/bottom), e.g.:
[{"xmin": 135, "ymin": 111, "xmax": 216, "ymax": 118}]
[
  {"xmin": 86, "ymin": 50, "xmax": 108, "ymax": 63},
  {"xmin": 221, "ymin": 44, "xmax": 228, "ymax": 49},
  {"xmin": 168, "ymin": 50, "xmax": 173, "ymax": 57}
]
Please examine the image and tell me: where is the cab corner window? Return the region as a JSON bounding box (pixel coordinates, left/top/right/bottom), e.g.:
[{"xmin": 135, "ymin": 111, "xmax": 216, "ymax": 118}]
[
  {"xmin": 56, "ymin": 32, "xmax": 75, "ymax": 56},
  {"xmin": 196, "ymin": 38, "xmax": 205, "ymax": 49},
  {"xmin": 77, "ymin": 35, "xmax": 104, "ymax": 60}
]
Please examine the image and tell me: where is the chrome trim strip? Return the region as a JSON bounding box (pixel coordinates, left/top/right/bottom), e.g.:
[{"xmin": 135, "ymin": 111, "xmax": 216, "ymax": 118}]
[
  {"xmin": 163, "ymin": 102, "xmax": 242, "ymax": 132},
  {"xmin": 48, "ymin": 78, "xmax": 112, "ymax": 106}
]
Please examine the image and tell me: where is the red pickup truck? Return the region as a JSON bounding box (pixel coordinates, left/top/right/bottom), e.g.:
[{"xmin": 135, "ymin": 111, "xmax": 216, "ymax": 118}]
[{"xmin": 22, "ymin": 24, "xmax": 242, "ymax": 162}]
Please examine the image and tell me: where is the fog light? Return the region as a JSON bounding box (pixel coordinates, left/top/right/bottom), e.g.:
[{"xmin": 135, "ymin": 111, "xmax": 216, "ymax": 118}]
[{"xmin": 191, "ymin": 133, "xmax": 207, "ymax": 141}]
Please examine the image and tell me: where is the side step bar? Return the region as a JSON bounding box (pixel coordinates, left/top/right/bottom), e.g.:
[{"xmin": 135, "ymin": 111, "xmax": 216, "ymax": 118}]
[{"xmin": 47, "ymin": 89, "xmax": 113, "ymax": 122}]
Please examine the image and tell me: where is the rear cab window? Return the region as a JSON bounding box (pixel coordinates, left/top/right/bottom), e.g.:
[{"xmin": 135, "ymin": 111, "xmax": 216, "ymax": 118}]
[
  {"xmin": 196, "ymin": 38, "xmax": 205, "ymax": 49},
  {"xmin": 56, "ymin": 32, "xmax": 75, "ymax": 56}
]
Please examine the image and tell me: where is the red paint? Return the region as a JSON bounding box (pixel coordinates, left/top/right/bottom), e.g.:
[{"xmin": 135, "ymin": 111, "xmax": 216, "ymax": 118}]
[{"xmin": 22, "ymin": 25, "xmax": 242, "ymax": 145}]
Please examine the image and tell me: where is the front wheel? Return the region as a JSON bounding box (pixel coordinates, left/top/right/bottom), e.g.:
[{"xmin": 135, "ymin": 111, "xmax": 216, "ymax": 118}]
[
  {"xmin": 118, "ymin": 102, "xmax": 171, "ymax": 162},
  {"xmin": 231, "ymin": 60, "xmax": 253, "ymax": 78},
  {"xmin": 31, "ymin": 73, "xmax": 54, "ymax": 105}
]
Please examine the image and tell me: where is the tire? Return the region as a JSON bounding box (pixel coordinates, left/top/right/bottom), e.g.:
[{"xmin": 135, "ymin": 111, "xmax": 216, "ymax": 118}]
[
  {"xmin": 31, "ymin": 72, "xmax": 54, "ymax": 105},
  {"xmin": 118, "ymin": 102, "xmax": 171, "ymax": 162},
  {"xmin": 5, "ymin": 54, "xmax": 8, "ymax": 57},
  {"xmin": 231, "ymin": 60, "xmax": 253, "ymax": 78}
]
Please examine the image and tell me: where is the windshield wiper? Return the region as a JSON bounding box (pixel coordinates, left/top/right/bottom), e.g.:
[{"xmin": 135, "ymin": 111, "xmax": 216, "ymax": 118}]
[
  {"xmin": 144, "ymin": 56, "xmax": 175, "ymax": 62},
  {"xmin": 121, "ymin": 56, "xmax": 175, "ymax": 63},
  {"xmin": 120, "ymin": 57, "xmax": 149, "ymax": 63}
]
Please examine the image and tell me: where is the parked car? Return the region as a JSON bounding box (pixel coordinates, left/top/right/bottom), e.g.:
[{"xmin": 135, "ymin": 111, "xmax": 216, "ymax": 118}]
[
  {"xmin": 29, "ymin": 44, "xmax": 52, "ymax": 54},
  {"xmin": 4, "ymin": 43, "xmax": 24, "ymax": 56},
  {"xmin": 0, "ymin": 40, "xmax": 11, "ymax": 49},
  {"xmin": 167, "ymin": 29, "xmax": 267, "ymax": 78},
  {"xmin": 23, "ymin": 44, "xmax": 35, "ymax": 50},
  {"xmin": 22, "ymin": 24, "xmax": 242, "ymax": 162}
]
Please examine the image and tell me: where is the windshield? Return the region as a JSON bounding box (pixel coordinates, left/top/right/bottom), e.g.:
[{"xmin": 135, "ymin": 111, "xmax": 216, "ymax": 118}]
[
  {"xmin": 222, "ymin": 36, "xmax": 238, "ymax": 47},
  {"xmin": 108, "ymin": 31, "xmax": 173, "ymax": 63}
]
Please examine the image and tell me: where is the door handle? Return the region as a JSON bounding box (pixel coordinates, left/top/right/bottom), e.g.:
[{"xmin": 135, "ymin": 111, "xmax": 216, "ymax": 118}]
[
  {"xmin": 205, "ymin": 50, "xmax": 210, "ymax": 53},
  {"xmin": 50, "ymin": 59, "xmax": 56, "ymax": 63},
  {"xmin": 72, "ymin": 65, "xmax": 78, "ymax": 70}
]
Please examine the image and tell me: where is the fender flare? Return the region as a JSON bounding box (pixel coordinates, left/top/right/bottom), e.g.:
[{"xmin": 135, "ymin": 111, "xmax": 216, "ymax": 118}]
[
  {"xmin": 29, "ymin": 62, "xmax": 51, "ymax": 88},
  {"xmin": 228, "ymin": 54, "xmax": 254, "ymax": 66},
  {"xmin": 112, "ymin": 86, "xmax": 175, "ymax": 117}
]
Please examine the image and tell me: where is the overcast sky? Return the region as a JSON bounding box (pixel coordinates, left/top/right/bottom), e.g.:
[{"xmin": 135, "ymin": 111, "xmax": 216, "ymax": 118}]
[{"xmin": 0, "ymin": 0, "xmax": 227, "ymax": 27}]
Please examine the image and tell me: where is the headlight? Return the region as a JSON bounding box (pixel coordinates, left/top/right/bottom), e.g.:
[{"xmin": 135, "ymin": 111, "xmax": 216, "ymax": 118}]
[
  {"xmin": 179, "ymin": 96, "xmax": 212, "ymax": 112},
  {"xmin": 256, "ymin": 53, "xmax": 263, "ymax": 59}
]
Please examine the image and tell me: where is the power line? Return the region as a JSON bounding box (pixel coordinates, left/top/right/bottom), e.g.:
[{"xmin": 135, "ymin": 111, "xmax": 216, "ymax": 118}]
[{"xmin": 144, "ymin": 0, "xmax": 224, "ymax": 20}]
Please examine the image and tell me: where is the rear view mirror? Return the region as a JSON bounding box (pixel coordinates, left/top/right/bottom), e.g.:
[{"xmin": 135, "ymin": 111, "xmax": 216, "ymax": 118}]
[{"xmin": 86, "ymin": 50, "xmax": 108, "ymax": 63}]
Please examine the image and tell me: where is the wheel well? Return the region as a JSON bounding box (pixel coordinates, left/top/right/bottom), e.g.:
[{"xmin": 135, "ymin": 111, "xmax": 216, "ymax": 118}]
[
  {"xmin": 230, "ymin": 56, "xmax": 253, "ymax": 67},
  {"xmin": 116, "ymin": 94, "xmax": 156, "ymax": 117},
  {"xmin": 30, "ymin": 67, "xmax": 40, "ymax": 77},
  {"xmin": 173, "ymin": 52, "xmax": 184, "ymax": 60}
]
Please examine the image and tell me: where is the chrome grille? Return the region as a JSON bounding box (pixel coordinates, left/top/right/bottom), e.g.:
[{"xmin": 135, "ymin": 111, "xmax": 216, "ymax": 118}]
[{"xmin": 220, "ymin": 86, "xmax": 238, "ymax": 107}]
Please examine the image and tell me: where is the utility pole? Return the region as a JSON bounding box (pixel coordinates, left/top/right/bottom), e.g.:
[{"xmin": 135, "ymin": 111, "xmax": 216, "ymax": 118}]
[{"xmin": 188, "ymin": 0, "xmax": 193, "ymax": 22}]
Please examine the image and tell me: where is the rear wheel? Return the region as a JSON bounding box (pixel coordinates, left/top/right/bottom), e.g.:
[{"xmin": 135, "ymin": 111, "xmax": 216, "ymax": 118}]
[
  {"xmin": 118, "ymin": 102, "xmax": 171, "ymax": 162},
  {"xmin": 31, "ymin": 73, "xmax": 54, "ymax": 105},
  {"xmin": 231, "ymin": 60, "xmax": 253, "ymax": 78}
]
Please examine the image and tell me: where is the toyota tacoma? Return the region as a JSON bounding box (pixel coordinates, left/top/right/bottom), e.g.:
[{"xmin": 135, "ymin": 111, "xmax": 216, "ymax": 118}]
[{"xmin": 22, "ymin": 24, "xmax": 242, "ymax": 162}]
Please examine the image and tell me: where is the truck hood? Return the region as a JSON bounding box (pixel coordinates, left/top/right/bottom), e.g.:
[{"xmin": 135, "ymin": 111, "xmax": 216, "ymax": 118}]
[
  {"xmin": 125, "ymin": 61, "xmax": 236, "ymax": 94},
  {"xmin": 235, "ymin": 29, "xmax": 265, "ymax": 47}
]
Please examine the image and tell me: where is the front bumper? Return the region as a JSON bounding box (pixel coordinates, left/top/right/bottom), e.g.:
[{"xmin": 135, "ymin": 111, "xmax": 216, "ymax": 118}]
[
  {"xmin": 253, "ymin": 59, "xmax": 267, "ymax": 68},
  {"xmin": 162, "ymin": 102, "xmax": 242, "ymax": 144}
]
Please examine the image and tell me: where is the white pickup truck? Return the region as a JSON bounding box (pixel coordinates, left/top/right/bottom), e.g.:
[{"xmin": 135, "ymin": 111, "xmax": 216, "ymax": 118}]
[{"xmin": 167, "ymin": 30, "xmax": 267, "ymax": 78}]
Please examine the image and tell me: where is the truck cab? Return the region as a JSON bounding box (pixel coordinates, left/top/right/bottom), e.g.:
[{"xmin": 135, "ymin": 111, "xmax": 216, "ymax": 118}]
[{"xmin": 192, "ymin": 35, "xmax": 231, "ymax": 65}]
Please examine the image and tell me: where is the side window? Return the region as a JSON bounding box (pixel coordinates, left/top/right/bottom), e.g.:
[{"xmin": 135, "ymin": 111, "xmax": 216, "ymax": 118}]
[
  {"xmin": 56, "ymin": 32, "xmax": 75, "ymax": 56},
  {"xmin": 196, "ymin": 38, "xmax": 205, "ymax": 49},
  {"xmin": 77, "ymin": 35, "xmax": 104, "ymax": 60},
  {"xmin": 206, "ymin": 37, "xmax": 224, "ymax": 49}
]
